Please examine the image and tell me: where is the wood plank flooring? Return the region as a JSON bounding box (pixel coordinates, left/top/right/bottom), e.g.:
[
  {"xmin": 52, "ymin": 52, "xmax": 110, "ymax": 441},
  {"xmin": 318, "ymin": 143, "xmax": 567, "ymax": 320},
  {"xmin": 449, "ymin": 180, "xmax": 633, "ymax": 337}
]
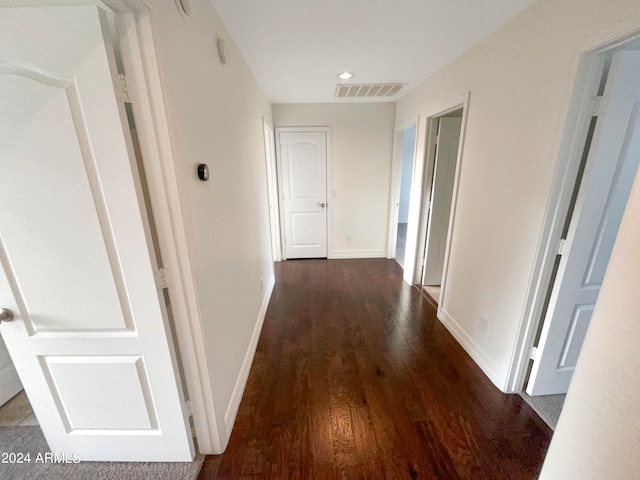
[
  {"xmin": 0, "ymin": 391, "xmax": 38, "ymax": 427},
  {"xmin": 198, "ymin": 259, "xmax": 551, "ymax": 479}
]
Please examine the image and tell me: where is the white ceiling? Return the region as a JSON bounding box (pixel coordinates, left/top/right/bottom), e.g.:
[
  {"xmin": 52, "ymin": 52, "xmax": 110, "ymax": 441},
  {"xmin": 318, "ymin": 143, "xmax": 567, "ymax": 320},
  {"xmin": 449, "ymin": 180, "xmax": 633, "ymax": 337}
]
[{"xmin": 209, "ymin": 0, "xmax": 535, "ymax": 104}]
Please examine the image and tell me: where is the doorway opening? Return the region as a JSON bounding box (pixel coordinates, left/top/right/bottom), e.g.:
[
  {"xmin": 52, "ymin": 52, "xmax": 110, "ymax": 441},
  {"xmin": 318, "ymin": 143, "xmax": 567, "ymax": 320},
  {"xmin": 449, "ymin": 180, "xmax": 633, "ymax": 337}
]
[
  {"xmin": 507, "ymin": 34, "xmax": 640, "ymax": 430},
  {"xmin": 395, "ymin": 125, "xmax": 417, "ymax": 268},
  {"xmin": 418, "ymin": 108, "xmax": 464, "ymax": 306},
  {"xmin": 386, "ymin": 120, "xmax": 418, "ymax": 268}
]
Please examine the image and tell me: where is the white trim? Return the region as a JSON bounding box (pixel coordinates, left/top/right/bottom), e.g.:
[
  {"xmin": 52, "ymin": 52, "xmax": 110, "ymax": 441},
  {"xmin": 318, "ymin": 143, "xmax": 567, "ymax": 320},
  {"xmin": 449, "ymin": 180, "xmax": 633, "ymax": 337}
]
[
  {"xmin": 275, "ymin": 126, "xmax": 332, "ymax": 260},
  {"xmin": 263, "ymin": 121, "xmax": 282, "ymax": 262},
  {"xmin": 503, "ymin": 32, "xmax": 640, "ymax": 394},
  {"xmin": 329, "ymin": 249, "xmax": 387, "ymax": 259},
  {"xmin": 113, "ymin": 6, "xmax": 220, "ymax": 452},
  {"xmin": 438, "ymin": 309, "xmax": 503, "ymax": 388},
  {"xmin": 386, "ymin": 117, "xmax": 419, "ymax": 259},
  {"xmin": 224, "ymin": 274, "xmax": 275, "ymax": 434}
]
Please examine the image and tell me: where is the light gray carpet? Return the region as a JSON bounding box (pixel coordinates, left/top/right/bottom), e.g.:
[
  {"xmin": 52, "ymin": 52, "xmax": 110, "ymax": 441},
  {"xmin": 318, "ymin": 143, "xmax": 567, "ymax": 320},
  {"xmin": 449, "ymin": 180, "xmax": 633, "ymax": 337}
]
[
  {"xmin": 519, "ymin": 392, "xmax": 566, "ymax": 430},
  {"xmin": 0, "ymin": 426, "xmax": 204, "ymax": 480}
]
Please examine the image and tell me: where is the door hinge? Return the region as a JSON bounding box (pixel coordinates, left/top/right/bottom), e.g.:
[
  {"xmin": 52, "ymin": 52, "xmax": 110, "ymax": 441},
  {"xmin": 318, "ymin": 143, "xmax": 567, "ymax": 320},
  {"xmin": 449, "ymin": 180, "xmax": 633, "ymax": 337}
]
[
  {"xmin": 185, "ymin": 400, "xmax": 192, "ymax": 417},
  {"xmin": 155, "ymin": 268, "xmax": 171, "ymax": 289},
  {"xmin": 592, "ymin": 95, "xmax": 609, "ymax": 117},
  {"xmin": 530, "ymin": 346, "xmax": 540, "ymax": 362},
  {"xmin": 115, "ymin": 73, "xmax": 131, "ymax": 103},
  {"xmin": 557, "ymin": 238, "xmax": 570, "ymax": 256}
]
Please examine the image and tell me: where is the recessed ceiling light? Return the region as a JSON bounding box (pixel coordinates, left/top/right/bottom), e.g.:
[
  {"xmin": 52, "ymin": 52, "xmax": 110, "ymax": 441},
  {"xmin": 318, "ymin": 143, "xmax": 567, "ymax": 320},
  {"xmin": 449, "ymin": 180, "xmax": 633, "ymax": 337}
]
[{"xmin": 337, "ymin": 72, "xmax": 354, "ymax": 80}]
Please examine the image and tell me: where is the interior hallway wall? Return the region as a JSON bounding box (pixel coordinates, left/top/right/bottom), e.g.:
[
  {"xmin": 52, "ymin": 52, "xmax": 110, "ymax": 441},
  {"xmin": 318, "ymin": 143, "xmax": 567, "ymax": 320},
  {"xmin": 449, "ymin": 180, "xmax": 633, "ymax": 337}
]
[
  {"xmin": 273, "ymin": 103, "xmax": 395, "ymax": 258},
  {"xmin": 395, "ymin": 0, "xmax": 640, "ymax": 390},
  {"xmin": 150, "ymin": 0, "xmax": 274, "ymax": 450}
]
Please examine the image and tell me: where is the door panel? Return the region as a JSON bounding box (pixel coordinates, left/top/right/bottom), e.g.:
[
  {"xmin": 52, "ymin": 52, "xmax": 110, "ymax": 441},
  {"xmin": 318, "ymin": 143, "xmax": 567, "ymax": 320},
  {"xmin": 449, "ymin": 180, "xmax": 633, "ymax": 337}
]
[
  {"xmin": 0, "ymin": 5, "xmax": 193, "ymax": 461},
  {"xmin": 527, "ymin": 51, "xmax": 640, "ymax": 395},
  {"xmin": 423, "ymin": 117, "xmax": 462, "ymax": 285},
  {"xmin": 279, "ymin": 131, "xmax": 328, "ymax": 258}
]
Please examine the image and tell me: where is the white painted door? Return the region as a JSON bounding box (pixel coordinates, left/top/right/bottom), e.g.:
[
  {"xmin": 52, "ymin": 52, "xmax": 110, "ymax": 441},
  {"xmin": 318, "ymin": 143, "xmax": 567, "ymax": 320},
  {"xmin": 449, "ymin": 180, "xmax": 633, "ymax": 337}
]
[
  {"xmin": 278, "ymin": 131, "xmax": 328, "ymax": 259},
  {"xmin": 0, "ymin": 5, "xmax": 194, "ymax": 461},
  {"xmin": 0, "ymin": 337, "xmax": 22, "ymax": 407},
  {"xmin": 422, "ymin": 117, "xmax": 462, "ymax": 285},
  {"xmin": 527, "ymin": 51, "xmax": 640, "ymax": 395}
]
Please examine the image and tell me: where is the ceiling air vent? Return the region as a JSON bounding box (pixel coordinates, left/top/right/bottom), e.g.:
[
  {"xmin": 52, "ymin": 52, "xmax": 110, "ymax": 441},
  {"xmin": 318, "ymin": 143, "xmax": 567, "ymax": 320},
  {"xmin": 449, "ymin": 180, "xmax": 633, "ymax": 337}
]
[{"xmin": 335, "ymin": 83, "xmax": 405, "ymax": 98}]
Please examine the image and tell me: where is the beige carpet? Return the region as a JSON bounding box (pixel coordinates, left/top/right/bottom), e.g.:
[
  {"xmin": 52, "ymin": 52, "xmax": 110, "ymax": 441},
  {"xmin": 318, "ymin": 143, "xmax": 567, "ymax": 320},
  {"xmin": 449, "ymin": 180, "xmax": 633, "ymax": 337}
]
[
  {"xmin": 0, "ymin": 426, "xmax": 204, "ymax": 480},
  {"xmin": 423, "ymin": 285, "xmax": 441, "ymax": 304}
]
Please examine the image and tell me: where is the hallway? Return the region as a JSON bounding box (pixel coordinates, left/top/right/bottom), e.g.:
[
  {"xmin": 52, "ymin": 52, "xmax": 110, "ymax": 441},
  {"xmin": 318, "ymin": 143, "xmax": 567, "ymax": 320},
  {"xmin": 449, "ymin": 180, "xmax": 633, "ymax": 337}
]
[{"xmin": 199, "ymin": 259, "xmax": 551, "ymax": 479}]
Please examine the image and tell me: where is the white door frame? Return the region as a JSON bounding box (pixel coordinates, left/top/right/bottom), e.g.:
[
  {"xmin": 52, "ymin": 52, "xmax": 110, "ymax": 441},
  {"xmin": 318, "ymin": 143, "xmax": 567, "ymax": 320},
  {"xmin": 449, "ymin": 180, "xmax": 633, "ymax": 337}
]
[
  {"xmin": 386, "ymin": 118, "xmax": 419, "ymax": 259},
  {"xmin": 504, "ymin": 30, "xmax": 640, "ymax": 394},
  {"xmin": 402, "ymin": 94, "xmax": 470, "ymax": 301},
  {"xmin": 412, "ymin": 99, "xmax": 469, "ymax": 315},
  {"xmin": 102, "ymin": 0, "xmax": 220, "ymax": 453},
  {"xmin": 263, "ymin": 120, "xmax": 282, "ymax": 262},
  {"xmin": 275, "ymin": 126, "xmax": 332, "ymax": 260}
]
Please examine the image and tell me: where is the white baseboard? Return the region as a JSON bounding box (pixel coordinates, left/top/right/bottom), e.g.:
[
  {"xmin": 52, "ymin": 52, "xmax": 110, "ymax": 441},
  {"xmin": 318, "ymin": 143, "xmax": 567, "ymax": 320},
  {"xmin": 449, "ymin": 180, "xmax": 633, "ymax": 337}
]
[
  {"xmin": 0, "ymin": 362, "xmax": 23, "ymax": 406},
  {"xmin": 438, "ymin": 308, "xmax": 504, "ymax": 390},
  {"xmin": 329, "ymin": 249, "xmax": 387, "ymax": 259},
  {"xmin": 223, "ymin": 274, "xmax": 275, "ymax": 434}
]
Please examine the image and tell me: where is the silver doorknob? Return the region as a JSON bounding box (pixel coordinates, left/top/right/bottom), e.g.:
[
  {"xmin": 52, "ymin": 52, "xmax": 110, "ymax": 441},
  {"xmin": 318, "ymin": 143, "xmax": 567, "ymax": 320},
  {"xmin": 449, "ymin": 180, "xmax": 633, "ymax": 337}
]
[
  {"xmin": 320, "ymin": 203, "xmax": 326, "ymax": 208},
  {"xmin": 0, "ymin": 309, "xmax": 14, "ymax": 323}
]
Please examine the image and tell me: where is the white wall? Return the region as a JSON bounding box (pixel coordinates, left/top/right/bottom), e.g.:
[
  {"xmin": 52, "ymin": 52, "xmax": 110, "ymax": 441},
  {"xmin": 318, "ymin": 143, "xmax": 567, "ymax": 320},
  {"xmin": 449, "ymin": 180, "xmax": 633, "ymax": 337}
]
[
  {"xmin": 150, "ymin": 0, "xmax": 274, "ymax": 450},
  {"xmin": 272, "ymin": 103, "xmax": 395, "ymax": 258},
  {"xmin": 398, "ymin": 126, "xmax": 416, "ymax": 224},
  {"xmin": 539, "ymin": 154, "xmax": 640, "ymax": 479},
  {"xmin": 395, "ymin": 0, "xmax": 640, "ymax": 389}
]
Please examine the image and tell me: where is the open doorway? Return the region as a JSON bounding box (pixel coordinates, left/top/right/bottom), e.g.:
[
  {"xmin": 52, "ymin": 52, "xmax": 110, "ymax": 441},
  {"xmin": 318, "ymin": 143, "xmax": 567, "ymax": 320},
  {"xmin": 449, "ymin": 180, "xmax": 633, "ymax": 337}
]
[
  {"xmin": 419, "ymin": 109, "xmax": 464, "ymax": 305},
  {"xmin": 395, "ymin": 125, "xmax": 417, "ymax": 267},
  {"xmin": 386, "ymin": 121, "xmax": 418, "ymax": 268},
  {"xmin": 508, "ymin": 36, "xmax": 640, "ymax": 430}
]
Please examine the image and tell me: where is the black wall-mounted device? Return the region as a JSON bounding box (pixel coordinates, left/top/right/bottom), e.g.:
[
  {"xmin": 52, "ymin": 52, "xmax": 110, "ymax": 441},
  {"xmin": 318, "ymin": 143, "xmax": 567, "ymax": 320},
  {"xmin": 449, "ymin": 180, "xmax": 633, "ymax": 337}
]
[{"xmin": 197, "ymin": 163, "xmax": 209, "ymax": 181}]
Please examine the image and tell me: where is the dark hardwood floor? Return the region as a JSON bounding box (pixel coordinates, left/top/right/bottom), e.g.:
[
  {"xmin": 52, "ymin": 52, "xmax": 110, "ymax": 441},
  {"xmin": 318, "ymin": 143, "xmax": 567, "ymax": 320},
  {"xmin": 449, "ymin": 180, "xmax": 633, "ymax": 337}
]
[{"xmin": 198, "ymin": 259, "xmax": 551, "ymax": 479}]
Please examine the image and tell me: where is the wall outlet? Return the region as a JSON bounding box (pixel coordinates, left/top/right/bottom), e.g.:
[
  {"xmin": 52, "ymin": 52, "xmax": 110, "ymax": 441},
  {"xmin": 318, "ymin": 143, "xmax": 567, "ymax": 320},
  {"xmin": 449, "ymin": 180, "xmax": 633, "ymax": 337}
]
[{"xmin": 479, "ymin": 316, "xmax": 488, "ymax": 333}]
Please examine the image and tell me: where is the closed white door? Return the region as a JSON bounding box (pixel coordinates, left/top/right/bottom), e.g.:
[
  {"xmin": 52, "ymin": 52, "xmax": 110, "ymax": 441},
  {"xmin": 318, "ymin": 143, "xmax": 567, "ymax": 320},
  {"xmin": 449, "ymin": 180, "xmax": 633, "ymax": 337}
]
[
  {"xmin": 278, "ymin": 130, "xmax": 328, "ymax": 259},
  {"xmin": 527, "ymin": 51, "xmax": 640, "ymax": 395},
  {"xmin": 0, "ymin": 5, "xmax": 193, "ymax": 461},
  {"xmin": 422, "ymin": 117, "xmax": 462, "ymax": 285},
  {"xmin": 0, "ymin": 337, "xmax": 21, "ymax": 407}
]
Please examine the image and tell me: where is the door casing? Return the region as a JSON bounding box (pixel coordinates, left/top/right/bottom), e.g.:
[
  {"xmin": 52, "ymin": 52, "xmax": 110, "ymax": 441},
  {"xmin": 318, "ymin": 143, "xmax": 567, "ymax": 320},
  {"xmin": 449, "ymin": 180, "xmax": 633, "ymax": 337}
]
[
  {"xmin": 505, "ymin": 30, "xmax": 640, "ymax": 394},
  {"xmin": 263, "ymin": 121, "xmax": 282, "ymax": 262}
]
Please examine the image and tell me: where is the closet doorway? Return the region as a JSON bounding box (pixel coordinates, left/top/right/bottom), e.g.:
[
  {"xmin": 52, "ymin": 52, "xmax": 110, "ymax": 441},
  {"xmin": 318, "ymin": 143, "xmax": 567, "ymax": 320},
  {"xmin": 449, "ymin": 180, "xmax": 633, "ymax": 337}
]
[{"xmin": 419, "ymin": 109, "xmax": 464, "ymax": 304}]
